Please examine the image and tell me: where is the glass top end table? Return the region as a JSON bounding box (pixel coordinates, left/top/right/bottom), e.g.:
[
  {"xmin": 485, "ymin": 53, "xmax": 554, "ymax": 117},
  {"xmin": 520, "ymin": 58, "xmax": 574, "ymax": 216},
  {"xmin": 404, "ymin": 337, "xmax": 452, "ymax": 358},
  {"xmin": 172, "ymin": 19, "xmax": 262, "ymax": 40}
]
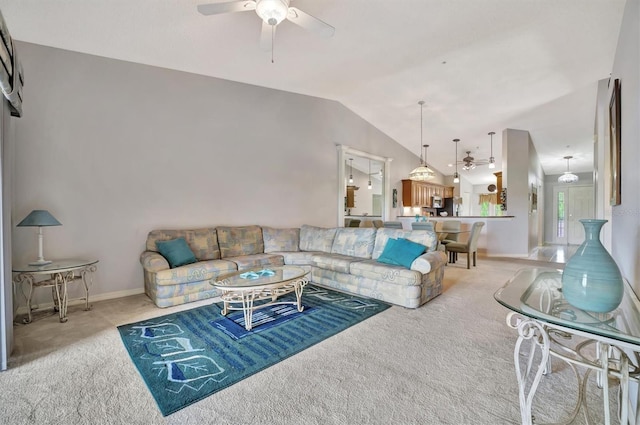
[
  {"xmin": 13, "ymin": 259, "xmax": 99, "ymax": 323},
  {"xmin": 495, "ymin": 267, "xmax": 640, "ymax": 425}
]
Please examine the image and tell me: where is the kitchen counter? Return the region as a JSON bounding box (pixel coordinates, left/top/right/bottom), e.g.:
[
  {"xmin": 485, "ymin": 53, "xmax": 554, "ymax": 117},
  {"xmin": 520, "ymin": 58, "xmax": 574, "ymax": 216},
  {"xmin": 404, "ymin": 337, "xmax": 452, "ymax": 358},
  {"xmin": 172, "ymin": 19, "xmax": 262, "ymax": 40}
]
[
  {"xmin": 396, "ymin": 216, "xmax": 515, "ymax": 256},
  {"xmin": 397, "ymin": 215, "xmax": 514, "ymax": 219}
]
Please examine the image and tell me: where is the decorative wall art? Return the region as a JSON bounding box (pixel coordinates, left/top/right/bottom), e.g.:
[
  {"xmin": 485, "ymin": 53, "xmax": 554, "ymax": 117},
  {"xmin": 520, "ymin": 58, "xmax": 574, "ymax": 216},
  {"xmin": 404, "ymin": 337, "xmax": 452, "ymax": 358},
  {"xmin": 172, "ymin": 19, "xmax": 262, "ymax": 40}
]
[
  {"xmin": 609, "ymin": 78, "xmax": 621, "ymax": 206},
  {"xmin": 530, "ymin": 184, "xmax": 538, "ymax": 212}
]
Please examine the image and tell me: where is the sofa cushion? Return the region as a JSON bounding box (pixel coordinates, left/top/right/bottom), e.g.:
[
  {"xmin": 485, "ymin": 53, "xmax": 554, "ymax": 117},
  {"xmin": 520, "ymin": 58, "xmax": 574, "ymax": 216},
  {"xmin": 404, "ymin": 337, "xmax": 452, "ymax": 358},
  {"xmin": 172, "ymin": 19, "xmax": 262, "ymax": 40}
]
[
  {"xmin": 217, "ymin": 225, "xmax": 264, "ymax": 258},
  {"xmin": 153, "ymin": 259, "xmax": 237, "ymax": 286},
  {"xmin": 377, "ymin": 238, "xmax": 426, "ymax": 269},
  {"xmin": 275, "ymin": 251, "xmax": 322, "ymax": 266},
  {"xmin": 262, "ymin": 227, "xmax": 300, "ymax": 253},
  {"xmin": 225, "ymin": 253, "xmax": 284, "ymax": 271},
  {"xmin": 310, "ymin": 253, "xmax": 365, "ymax": 273},
  {"xmin": 349, "ymin": 259, "xmax": 423, "ymax": 287},
  {"xmin": 299, "ymin": 225, "xmax": 337, "ymax": 252},
  {"xmin": 372, "ymin": 228, "xmax": 437, "ymax": 259},
  {"xmin": 330, "ymin": 227, "xmax": 377, "ymax": 258},
  {"xmin": 155, "ymin": 238, "xmax": 198, "ymax": 268},
  {"xmin": 146, "ymin": 228, "xmax": 220, "ymax": 260}
]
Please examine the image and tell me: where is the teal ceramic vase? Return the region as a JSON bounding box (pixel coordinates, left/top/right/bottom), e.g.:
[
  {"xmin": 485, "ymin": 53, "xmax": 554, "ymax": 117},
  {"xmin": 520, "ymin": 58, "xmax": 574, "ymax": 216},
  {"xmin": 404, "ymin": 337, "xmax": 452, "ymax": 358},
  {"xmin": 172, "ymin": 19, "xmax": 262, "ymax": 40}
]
[{"xmin": 562, "ymin": 219, "xmax": 623, "ymax": 313}]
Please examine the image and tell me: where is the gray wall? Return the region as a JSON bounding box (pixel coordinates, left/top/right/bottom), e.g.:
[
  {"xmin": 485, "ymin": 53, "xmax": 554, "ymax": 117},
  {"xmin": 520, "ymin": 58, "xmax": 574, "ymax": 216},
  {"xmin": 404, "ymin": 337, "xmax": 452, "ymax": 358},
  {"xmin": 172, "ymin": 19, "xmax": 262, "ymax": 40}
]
[
  {"xmin": 11, "ymin": 42, "xmax": 421, "ymax": 304},
  {"xmin": 486, "ymin": 128, "xmax": 544, "ymax": 256},
  {"xmin": 1, "ymin": 97, "xmax": 14, "ymax": 369},
  {"xmin": 609, "ymin": 0, "xmax": 639, "ymax": 292}
]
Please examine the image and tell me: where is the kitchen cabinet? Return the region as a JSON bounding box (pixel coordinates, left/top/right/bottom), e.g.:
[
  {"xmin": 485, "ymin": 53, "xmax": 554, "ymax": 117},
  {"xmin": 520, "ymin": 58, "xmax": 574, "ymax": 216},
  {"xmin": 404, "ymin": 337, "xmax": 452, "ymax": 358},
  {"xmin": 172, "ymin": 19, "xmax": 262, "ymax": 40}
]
[
  {"xmin": 346, "ymin": 185, "xmax": 357, "ymax": 208},
  {"xmin": 402, "ymin": 180, "xmax": 454, "ymax": 207},
  {"xmin": 493, "ymin": 172, "xmax": 502, "ymax": 195},
  {"xmin": 444, "ymin": 186, "xmax": 454, "ymax": 198}
]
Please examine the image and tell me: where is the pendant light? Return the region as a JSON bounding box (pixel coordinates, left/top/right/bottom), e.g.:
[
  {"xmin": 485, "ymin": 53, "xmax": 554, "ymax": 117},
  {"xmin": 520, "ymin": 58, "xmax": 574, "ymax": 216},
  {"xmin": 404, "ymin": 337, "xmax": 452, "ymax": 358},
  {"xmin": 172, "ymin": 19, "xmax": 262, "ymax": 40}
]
[
  {"xmin": 409, "ymin": 100, "xmax": 435, "ymax": 181},
  {"xmin": 348, "ymin": 158, "xmax": 354, "ymax": 183},
  {"xmin": 367, "ymin": 159, "xmax": 372, "ymax": 189},
  {"xmin": 453, "ymin": 139, "xmax": 460, "ymax": 183},
  {"xmin": 558, "ymin": 155, "xmax": 579, "ymax": 183},
  {"xmin": 488, "ymin": 131, "xmax": 496, "ymax": 169}
]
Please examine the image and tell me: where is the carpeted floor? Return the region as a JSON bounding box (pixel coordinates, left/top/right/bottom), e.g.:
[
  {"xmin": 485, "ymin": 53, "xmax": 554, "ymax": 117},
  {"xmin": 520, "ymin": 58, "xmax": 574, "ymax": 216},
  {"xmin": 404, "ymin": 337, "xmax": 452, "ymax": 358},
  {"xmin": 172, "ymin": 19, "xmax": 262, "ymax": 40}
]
[{"xmin": 0, "ymin": 258, "xmax": 619, "ymax": 424}]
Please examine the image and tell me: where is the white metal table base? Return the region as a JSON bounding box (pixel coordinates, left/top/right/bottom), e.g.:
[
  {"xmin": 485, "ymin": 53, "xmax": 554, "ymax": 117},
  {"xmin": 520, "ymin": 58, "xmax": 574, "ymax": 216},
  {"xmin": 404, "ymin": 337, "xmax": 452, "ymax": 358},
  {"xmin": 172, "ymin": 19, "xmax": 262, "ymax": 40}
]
[
  {"xmin": 507, "ymin": 311, "xmax": 639, "ymax": 425},
  {"xmin": 219, "ymin": 277, "xmax": 309, "ymax": 330},
  {"xmin": 14, "ymin": 264, "xmax": 97, "ymax": 323}
]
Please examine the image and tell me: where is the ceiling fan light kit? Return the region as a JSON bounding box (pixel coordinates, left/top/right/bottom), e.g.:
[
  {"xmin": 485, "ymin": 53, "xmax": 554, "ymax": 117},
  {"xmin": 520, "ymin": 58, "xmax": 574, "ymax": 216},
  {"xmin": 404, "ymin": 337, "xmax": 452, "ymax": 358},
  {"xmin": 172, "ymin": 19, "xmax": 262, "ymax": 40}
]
[
  {"xmin": 558, "ymin": 155, "xmax": 579, "ymax": 184},
  {"xmin": 256, "ymin": 0, "xmax": 289, "ymax": 25},
  {"xmin": 462, "ymin": 151, "xmax": 477, "ymax": 171},
  {"xmin": 409, "ymin": 101, "xmax": 435, "ymax": 181}
]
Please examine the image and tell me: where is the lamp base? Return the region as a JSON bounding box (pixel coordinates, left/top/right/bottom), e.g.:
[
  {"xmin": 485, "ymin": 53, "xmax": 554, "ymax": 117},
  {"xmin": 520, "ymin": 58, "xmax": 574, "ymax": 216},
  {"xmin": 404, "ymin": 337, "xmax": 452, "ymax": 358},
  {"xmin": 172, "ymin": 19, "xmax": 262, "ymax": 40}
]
[{"xmin": 29, "ymin": 259, "xmax": 52, "ymax": 266}]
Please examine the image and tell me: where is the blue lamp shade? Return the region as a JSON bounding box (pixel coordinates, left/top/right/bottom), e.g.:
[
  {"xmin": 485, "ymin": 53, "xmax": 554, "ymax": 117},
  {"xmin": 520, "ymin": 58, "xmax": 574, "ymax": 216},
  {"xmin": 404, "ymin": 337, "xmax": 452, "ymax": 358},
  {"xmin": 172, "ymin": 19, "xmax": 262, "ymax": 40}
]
[{"xmin": 17, "ymin": 210, "xmax": 61, "ymax": 227}]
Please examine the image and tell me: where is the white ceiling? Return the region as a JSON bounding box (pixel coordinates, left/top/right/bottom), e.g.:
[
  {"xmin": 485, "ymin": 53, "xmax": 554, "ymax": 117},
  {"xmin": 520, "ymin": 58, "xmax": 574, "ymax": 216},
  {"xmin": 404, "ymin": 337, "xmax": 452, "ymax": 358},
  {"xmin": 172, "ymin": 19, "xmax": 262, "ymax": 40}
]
[{"xmin": 0, "ymin": 0, "xmax": 625, "ymax": 185}]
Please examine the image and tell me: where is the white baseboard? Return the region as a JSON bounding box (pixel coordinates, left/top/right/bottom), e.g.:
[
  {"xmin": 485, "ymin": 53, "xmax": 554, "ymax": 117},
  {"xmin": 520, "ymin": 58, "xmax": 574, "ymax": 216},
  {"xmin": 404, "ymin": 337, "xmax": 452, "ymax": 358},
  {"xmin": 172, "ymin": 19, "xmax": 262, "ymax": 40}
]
[{"xmin": 14, "ymin": 287, "xmax": 146, "ymax": 316}]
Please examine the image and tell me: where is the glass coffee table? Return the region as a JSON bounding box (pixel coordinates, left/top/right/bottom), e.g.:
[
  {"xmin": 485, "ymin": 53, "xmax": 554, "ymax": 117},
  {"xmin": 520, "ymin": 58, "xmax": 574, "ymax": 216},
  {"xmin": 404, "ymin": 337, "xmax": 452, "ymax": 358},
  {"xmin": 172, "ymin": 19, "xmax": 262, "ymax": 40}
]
[{"xmin": 211, "ymin": 265, "xmax": 309, "ymax": 331}]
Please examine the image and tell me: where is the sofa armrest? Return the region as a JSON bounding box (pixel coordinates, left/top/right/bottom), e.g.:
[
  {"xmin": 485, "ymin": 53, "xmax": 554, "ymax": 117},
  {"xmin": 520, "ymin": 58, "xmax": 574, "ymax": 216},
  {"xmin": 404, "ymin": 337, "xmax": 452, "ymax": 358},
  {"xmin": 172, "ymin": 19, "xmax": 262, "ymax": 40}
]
[
  {"xmin": 410, "ymin": 250, "xmax": 447, "ymax": 274},
  {"xmin": 140, "ymin": 251, "xmax": 170, "ymax": 272}
]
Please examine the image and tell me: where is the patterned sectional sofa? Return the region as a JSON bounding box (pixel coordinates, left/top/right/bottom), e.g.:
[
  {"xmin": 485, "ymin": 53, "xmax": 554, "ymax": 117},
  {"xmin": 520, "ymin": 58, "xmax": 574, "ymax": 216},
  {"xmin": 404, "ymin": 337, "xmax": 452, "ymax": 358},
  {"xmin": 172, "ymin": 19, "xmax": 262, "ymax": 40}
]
[{"xmin": 140, "ymin": 224, "xmax": 447, "ymax": 309}]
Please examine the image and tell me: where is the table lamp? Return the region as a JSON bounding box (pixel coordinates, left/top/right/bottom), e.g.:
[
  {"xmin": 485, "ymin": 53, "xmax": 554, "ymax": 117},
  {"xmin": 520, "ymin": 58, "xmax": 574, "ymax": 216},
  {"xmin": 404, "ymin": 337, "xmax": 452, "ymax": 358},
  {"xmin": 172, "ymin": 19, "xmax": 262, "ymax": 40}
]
[{"xmin": 17, "ymin": 209, "xmax": 61, "ymax": 266}]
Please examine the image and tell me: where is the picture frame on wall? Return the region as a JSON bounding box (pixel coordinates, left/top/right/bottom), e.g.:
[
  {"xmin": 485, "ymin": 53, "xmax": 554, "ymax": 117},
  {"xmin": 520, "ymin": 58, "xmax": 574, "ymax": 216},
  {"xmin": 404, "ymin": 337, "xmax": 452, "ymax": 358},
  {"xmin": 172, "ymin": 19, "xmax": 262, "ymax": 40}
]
[
  {"xmin": 609, "ymin": 78, "xmax": 621, "ymax": 206},
  {"xmin": 530, "ymin": 184, "xmax": 538, "ymax": 212}
]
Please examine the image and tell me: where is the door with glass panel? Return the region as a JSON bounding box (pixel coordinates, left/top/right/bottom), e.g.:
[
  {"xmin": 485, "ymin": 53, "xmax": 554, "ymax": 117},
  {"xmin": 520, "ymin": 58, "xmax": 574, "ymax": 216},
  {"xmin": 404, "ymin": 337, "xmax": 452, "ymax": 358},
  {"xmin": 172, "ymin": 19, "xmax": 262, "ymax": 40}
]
[{"xmin": 552, "ymin": 185, "xmax": 594, "ymax": 245}]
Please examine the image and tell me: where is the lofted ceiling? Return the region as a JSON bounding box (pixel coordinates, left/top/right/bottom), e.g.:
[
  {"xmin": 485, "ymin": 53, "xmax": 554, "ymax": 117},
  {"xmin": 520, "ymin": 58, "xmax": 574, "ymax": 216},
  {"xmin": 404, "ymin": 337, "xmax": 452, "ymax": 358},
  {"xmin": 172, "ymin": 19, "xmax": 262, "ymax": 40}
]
[{"xmin": 0, "ymin": 0, "xmax": 626, "ymax": 185}]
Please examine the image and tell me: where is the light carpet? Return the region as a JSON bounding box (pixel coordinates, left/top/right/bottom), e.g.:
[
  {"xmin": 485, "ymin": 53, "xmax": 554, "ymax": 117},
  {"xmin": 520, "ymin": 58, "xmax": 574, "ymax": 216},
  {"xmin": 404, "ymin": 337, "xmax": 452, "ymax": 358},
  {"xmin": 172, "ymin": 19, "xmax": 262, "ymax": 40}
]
[{"xmin": 0, "ymin": 258, "xmax": 619, "ymax": 424}]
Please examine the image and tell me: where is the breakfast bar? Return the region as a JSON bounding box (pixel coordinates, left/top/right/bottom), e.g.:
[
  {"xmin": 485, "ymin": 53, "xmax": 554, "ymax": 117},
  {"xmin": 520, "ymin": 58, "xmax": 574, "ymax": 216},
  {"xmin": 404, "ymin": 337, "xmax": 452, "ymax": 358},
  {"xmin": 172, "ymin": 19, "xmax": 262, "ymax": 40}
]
[{"xmin": 396, "ymin": 216, "xmax": 514, "ymax": 257}]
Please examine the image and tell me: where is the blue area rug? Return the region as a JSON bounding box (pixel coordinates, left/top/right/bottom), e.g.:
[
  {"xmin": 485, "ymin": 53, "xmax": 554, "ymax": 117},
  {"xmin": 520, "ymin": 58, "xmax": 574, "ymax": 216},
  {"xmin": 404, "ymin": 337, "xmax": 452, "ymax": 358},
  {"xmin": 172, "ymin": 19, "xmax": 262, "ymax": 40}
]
[{"xmin": 117, "ymin": 285, "xmax": 390, "ymax": 416}]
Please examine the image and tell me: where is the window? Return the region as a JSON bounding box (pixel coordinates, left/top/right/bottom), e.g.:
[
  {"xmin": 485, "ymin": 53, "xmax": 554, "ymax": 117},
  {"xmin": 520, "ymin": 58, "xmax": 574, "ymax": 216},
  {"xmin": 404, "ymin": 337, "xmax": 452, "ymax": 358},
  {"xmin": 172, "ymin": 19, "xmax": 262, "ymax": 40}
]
[
  {"xmin": 480, "ymin": 202, "xmax": 489, "ymax": 217},
  {"xmin": 557, "ymin": 192, "xmax": 565, "ymax": 238}
]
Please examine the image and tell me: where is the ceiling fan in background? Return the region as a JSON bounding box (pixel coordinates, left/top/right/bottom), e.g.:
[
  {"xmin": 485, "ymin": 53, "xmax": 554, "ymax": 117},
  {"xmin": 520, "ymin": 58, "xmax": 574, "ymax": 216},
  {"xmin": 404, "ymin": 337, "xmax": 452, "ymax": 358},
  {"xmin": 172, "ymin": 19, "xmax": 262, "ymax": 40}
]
[
  {"xmin": 197, "ymin": 0, "xmax": 335, "ymax": 61},
  {"xmin": 456, "ymin": 132, "xmax": 497, "ymax": 171},
  {"xmin": 458, "ymin": 151, "xmax": 490, "ymax": 171}
]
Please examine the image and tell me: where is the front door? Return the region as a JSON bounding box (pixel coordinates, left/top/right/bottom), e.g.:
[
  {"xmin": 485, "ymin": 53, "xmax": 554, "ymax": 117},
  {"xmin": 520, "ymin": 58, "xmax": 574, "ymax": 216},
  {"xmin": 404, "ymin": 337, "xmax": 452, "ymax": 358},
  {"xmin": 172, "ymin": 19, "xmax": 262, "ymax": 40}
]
[{"xmin": 552, "ymin": 185, "xmax": 594, "ymax": 245}]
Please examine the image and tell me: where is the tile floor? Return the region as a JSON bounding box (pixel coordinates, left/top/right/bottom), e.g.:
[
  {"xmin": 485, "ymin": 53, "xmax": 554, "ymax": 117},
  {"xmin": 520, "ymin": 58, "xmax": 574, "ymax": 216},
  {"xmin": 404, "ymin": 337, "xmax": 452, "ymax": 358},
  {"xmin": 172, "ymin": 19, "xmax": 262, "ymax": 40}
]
[{"xmin": 525, "ymin": 244, "xmax": 578, "ymax": 264}]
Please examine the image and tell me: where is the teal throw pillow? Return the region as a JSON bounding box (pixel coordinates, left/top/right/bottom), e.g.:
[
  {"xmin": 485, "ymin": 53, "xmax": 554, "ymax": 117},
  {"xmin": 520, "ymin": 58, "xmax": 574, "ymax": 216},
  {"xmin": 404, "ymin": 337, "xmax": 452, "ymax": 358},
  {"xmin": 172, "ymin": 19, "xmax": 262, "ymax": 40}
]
[
  {"xmin": 377, "ymin": 238, "xmax": 426, "ymax": 269},
  {"xmin": 156, "ymin": 237, "xmax": 197, "ymax": 268}
]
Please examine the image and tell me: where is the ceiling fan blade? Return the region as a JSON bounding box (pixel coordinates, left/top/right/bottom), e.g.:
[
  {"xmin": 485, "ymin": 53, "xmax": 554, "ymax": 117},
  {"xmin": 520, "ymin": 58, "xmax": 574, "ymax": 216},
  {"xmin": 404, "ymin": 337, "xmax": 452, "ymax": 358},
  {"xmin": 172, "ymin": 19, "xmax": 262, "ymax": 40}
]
[
  {"xmin": 286, "ymin": 7, "xmax": 335, "ymax": 38},
  {"xmin": 197, "ymin": 1, "xmax": 256, "ymax": 16},
  {"xmin": 260, "ymin": 21, "xmax": 275, "ymax": 51}
]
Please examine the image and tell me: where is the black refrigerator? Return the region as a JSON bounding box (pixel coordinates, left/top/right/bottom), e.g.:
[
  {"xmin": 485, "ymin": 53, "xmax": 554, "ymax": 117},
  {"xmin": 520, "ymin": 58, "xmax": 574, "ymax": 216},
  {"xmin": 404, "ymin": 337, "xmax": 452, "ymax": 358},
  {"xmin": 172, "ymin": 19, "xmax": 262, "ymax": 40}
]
[{"xmin": 436, "ymin": 198, "xmax": 454, "ymax": 216}]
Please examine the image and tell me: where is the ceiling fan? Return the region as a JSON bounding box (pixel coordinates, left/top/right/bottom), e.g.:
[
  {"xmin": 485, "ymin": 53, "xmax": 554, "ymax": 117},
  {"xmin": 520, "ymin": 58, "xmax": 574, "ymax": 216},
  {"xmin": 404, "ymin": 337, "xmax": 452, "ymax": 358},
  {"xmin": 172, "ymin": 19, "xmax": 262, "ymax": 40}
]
[
  {"xmin": 453, "ymin": 132, "xmax": 497, "ymax": 171},
  {"xmin": 197, "ymin": 0, "xmax": 335, "ymax": 58},
  {"xmin": 458, "ymin": 151, "xmax": 490, "ymax": 171}
]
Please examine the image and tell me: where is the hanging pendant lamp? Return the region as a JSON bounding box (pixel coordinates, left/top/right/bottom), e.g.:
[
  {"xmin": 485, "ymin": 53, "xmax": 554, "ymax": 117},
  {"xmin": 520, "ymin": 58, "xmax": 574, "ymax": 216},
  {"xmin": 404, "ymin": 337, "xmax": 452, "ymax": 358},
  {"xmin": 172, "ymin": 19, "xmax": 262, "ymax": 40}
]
[
  {"xmin": 409, "ymin": 100, "xmax": 435, "ymax": 181},
  {"xmin": 367, "ymin": 159, "xmax": 372, "ymax": 189},
  {"xmin": 558, "ymin": 155, "xmax": 579, "ymax": 183},
  {"xmin": 488, "ymin": 131, "xmax": 496, "ymax": 169},
  {"xmin": 348, "ymin": 158, "xmax": 354, "ymax": 183},
  {"xmin": 453, "ymin": 139, "xmax": 460, "ymax": 183}
]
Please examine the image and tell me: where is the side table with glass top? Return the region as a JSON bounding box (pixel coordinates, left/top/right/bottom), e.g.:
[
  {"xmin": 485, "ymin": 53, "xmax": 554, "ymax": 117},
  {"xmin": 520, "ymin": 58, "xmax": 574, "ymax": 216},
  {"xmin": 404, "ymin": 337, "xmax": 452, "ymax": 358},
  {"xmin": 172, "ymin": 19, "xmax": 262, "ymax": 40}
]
[
  {"xmin": 494, "ymin": 267, "xmax": 640, "ymax": 425},
  {"xmin": 13, "ymin": 259, "xmax": 98, "ymax": 323}
]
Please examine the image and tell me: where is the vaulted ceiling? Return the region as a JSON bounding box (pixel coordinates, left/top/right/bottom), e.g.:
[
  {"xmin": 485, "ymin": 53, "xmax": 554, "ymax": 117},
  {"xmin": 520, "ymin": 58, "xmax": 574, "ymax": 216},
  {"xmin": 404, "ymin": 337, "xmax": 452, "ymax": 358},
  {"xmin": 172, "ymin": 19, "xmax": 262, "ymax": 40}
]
[{"xmin": 0, "ymin": 0, "xmax": 626, "ymax": 184}]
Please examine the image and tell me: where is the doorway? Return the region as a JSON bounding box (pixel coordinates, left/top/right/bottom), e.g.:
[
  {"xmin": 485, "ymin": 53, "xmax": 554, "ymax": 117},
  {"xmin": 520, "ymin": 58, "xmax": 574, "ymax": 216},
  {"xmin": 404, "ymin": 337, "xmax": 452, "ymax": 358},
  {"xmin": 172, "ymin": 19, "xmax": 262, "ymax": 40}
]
[{"xmin": 552, "ymin": 185, "xmax": 594, "ymax": 245}]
